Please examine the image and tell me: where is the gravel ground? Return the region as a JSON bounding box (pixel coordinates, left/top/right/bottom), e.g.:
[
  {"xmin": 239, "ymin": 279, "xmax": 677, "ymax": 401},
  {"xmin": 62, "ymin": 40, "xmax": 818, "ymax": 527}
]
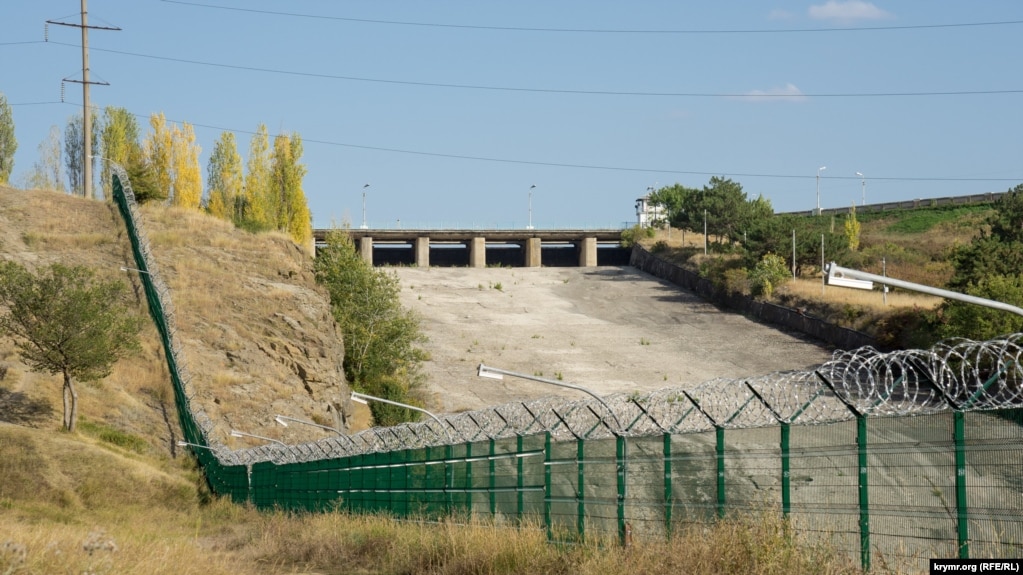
[{"xmin": 394, "ymin": 265, "xmax": 834, "ymax": 413}]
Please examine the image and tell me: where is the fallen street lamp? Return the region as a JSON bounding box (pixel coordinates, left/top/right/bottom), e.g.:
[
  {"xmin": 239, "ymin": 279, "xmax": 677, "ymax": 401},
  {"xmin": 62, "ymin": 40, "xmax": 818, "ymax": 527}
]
[
  {"xmin": 351, "ymin": 391, "xmax": 453, "ymax": 442},
  {"xmin": 177, "ymin": 440, "xmax": 217, "ymax": 452},
  {"xmin": 476, "ymin": 363, "xmax": 623, "ymax": 432},
  {"xmin": 824, "ymin": 262, "xmax": 1023, "ymax": 317},
  {"xmin": 119, "ymin": 265, "xmax": 149, "ymax": 274},
  {"xmin": 230, "ymin": 429, "xmax": 287, "ymax": 447},
  {"xmin": 274, "ymin": 414, "xmax": 342, "ymax": 435}
]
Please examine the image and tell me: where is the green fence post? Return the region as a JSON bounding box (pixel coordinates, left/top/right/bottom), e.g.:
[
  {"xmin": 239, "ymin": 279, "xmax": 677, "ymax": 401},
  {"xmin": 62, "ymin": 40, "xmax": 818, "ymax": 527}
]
[
  {"xmin": 577, "ymin": 438, "xmax": 586, "ymax": 540},
  {"xmin": 716, "ymin": 427, "xmax": 726, "ymax": 519},
  {"xmin": 403, "ymin": 449, "xmax": 412, "ymax": 518},
  {"xmin": 954, "ymin": 411, "xmax": 969, "ymax": 558},
  {"xmin": 445, "ymin": 444, "xmax": 454, "ymax": 517},
  {"xmin": 681, "ymin": 391, "xmax": 726, "ymax": 520},
  {"xmin": 466, "ymin": 442, "xmax": 473, "ymax": 516},
  {"xmin": 617, "ymin": 435, "xmax": 627, "ymax": 547},
  {"xmin": 744, "ymin": 382, "xmax": 791, "ymax": 517},
  {"xmin": 663, "ymin": 432, "xmax": 673, "ymax": 538},
  {"xmin": 489, "ymin": 438, "xmax": 497, "ymax": 516},
  {"xmin": 816, "ymin": 370, "xmax": 870, "ymax": 572},
  {"xmin": 781, "ymin": 423, "xmax": 791, "ymax": 516},
  {"xmin": 518, "ymin": 434, "xmax": 526, "ymax": 521},
  {"xmin": 544, "ymin": 433, "xmax": 552, "ymax": 541},
  {"xmin": 857, "ymin": 414, "xmax": 870, "ymax": 571}
]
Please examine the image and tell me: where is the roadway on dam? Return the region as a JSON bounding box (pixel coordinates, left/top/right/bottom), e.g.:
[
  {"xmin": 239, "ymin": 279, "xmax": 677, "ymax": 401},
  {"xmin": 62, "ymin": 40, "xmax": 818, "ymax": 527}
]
[{"xmin": 394, "ymin": 266, "xmax": 834, "ymax": 413}]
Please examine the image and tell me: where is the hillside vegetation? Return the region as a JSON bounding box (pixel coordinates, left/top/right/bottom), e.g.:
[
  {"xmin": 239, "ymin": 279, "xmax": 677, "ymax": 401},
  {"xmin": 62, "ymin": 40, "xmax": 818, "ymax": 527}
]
[{"xmin": 637, "ymin": 199, "xmax": 1014, "ymax": 348}]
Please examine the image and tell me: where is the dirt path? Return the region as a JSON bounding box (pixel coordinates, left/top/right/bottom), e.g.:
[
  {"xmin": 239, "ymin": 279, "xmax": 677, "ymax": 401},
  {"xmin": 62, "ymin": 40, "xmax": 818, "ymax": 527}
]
[{"xmin": 395, "ymin": 266, "xmax": 834, "ymax": 413}]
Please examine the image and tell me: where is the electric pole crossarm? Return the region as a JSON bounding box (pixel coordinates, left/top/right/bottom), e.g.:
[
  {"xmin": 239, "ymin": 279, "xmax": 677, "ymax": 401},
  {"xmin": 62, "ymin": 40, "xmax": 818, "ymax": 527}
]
[{"xmin": 45, "ymin": 20, "xmax": 121, "ymax": 31}]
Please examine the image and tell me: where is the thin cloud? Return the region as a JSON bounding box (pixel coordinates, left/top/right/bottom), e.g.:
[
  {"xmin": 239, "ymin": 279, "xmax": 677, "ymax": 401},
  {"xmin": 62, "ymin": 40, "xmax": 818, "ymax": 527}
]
[
  {"xmin": 767, "ymin": 9, "xmax": 797, "ymax": 21},
  {"xmin": 735, "ymin": 83, "xmax": 807, "ymax": 103},
  {"xmin": 808, "ymin": 1, "xmax": 894, "ymax": 21}
]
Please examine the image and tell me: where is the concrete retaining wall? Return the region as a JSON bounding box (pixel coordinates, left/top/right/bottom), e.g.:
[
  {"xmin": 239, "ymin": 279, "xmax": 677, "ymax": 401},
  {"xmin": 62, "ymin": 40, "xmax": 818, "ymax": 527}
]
[{"xmin": 630, "ymin": 246, "xmax": 875, "ymax": 350}]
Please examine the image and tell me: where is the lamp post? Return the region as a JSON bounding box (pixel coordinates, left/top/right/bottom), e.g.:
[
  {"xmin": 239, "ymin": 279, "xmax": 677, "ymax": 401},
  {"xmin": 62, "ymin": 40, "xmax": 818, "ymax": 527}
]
[
  {"xmin": 350, "ymin": 391, "xmax": 453, "ymax": 442},
  {"xmin": 856, "ymin": 172, "xmax": 865, "ymax": 206},
  {"xmin": 274, "ymin": 414, "xmax": 341, "ymax": 435},
  {"xmin": 527, "ymin": 184, "xmax": 536, "ymax": 230},
  {"xmin": 177, "ymin": 440, "xmax": 216, "ymax": 451},
  {"xmin": 230, "ymin": 429, "xmax": 287, "ymax": 447},
  {"xmin": 360, "ymin": 183, "xmax": 370, "ymax": 229},
  {"xmin": 476, "ymin": 363, "xmax": 622, "ymax": 432},
  {"xmin": 816, "ymin": 166, "xmax": 827, "ymax": 215}
]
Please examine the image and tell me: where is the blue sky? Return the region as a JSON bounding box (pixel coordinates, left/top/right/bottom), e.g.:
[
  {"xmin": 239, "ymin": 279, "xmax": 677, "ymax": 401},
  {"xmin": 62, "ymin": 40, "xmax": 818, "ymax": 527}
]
[{"xmin": 3, "ymin": 1, "xmax": 1021, "ymax": 229}]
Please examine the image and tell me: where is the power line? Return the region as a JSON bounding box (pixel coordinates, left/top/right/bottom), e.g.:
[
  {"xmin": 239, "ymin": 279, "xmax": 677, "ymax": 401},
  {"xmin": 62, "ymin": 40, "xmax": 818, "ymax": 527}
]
[
  {"xmin": 10, "ymin": 101, "xmax": 65, "ymax": 106},
  {"xmin": 159, "ymin": 1, "xmax": 1023, "ymax": 35},
  {"xmin": 54, "ymin": 100, "xmax": 1023, "ymax": 184},
  {"xmin": 44, "ymin": 41, "xmax": 1023, "ymax": 99}
]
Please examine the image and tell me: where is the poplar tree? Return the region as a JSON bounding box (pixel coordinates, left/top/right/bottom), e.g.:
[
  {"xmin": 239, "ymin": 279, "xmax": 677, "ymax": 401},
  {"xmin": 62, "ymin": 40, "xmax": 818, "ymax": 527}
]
[
  {"xmin": 271, "ymin": 132, "xmax": 312, "ymax": 248},
  {"xmin": 65, "ymin": 114, "xmax": 85, "ymax": 196},
  {"xmin": 0, "ymin": 92, "xmax": 15, "ymax": 184},
  {"xmin": 25, "ymin": 126, "xmax": 64, "ymax": 192},
  {"xmin": 843, "ymin": 205, "xmax": 861, "ymax": 251},
  {"xmin": 64, "ymin": 112, "xmax": 99, "ymax": 198},
  {"xmin": 242, "ymin": 124, "xmax": 272, "ymax": 231},
  {"xmin": 144, "ymin": 112, "xmax": 174, "ymax": 202},
  {"xmin": 171, "ymin": 122, "xmax": 202, "ymax": 209},
  {"xmin": 206, "ymin": 131, "xmax": 244, "ymax": 222},
  {"xmin": 99, "ymin": 106, "xmax": 141, "ymax": 198}
]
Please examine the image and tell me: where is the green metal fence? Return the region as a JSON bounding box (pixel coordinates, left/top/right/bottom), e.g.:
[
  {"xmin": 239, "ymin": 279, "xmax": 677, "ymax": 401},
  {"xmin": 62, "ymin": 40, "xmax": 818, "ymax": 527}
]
[{"xmin": 111, "ymin": 171, "xmax": 1023, "ymax": 572}]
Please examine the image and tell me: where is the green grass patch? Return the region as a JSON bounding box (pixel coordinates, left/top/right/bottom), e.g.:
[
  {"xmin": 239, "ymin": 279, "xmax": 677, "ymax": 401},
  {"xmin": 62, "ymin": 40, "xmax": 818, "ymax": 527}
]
[
  {"xmin": 77, "ymin": 419, "xmax": 150, "ymax": 454},
  {"xmin": 876, "ymin": 205, "xmax": 992, "ymax": 234}
]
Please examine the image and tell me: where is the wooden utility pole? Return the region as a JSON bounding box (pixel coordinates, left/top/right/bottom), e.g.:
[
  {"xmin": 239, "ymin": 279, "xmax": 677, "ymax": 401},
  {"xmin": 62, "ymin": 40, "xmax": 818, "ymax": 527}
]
[{"xmin": 47, "ymin": 0, "xmax": 119, "ymax": 200}]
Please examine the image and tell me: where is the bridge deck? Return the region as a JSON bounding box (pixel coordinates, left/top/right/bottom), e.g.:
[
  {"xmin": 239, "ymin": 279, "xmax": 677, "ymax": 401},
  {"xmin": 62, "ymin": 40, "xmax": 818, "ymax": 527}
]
[{"xmin": 314, "ymin": 229, "xmax": 624, "ymax": 243}]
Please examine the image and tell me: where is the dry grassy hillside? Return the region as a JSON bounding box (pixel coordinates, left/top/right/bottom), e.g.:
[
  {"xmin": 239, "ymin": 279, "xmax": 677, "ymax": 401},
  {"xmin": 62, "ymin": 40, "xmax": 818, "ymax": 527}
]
[
  {"xmin": 139, "ymin": 204, "xmax": 352, "ymax": 447},
  {"xmin": 0, "ymin": 185, "xmax": 352, "ymax": 451}
]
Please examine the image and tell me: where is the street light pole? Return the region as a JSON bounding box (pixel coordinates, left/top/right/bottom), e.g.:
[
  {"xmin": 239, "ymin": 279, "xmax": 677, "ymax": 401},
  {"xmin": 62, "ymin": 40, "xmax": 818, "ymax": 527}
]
[
  {"xmin": 350, "ymin": 391, "xmax": 453, "ymax": 442},
  {"xmin": 477, "ymin": 363, "xmax": 623, "ymax": 432},
  {"xmin": 527, "ymin": 184, "xmax": 536, "ymax": 230},
  {"xmin": 230, "ymin": 429, "xmax": 287, "ymax": 447},
  {"xmin": 816, "ymin": 166, "xmax": 827, "ymax": 215},
  {"xmin": 274, "ymin": 414, "xmax": 342, "ymax": 435},
  {"xmin": 360, "ymin": 183, "xmax": 370, "ymax": 229},
  {"xmin": 856, "ymin": 172, "xmax": 865, "ymax": 206}
]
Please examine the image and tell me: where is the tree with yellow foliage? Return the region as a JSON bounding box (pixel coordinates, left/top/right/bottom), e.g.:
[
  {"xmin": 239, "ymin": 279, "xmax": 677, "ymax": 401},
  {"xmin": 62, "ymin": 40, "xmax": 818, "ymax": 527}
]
[
  {"xmin": 242, "ymin": 124, "xmax": 273, "ymax": 232},
  {"xmin": 142, "ymin": 113, "xmax": 202, "ymax": 207},
  {"xmin": 144, "ymin": 113, "xmax": 173, "ymax": 201},
  {"xmin": 171, "ymin": 122, "xmax": 202, "ymax": 209},
  {"xmin": 205, "ymin": 131, "xmax": 244, "ymax": 222},
  {"xmin": 843, "ymin": 204, "xmax": 861, "ymax": 252},
  {"xmin": 271, "ymin": 132, "xmax": 312, "ymax": 250}
]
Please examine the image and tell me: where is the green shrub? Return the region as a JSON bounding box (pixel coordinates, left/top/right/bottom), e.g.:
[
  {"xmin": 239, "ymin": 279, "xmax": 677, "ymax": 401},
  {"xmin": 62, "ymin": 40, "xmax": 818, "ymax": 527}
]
[
  {"xmin": 748, "ymin": 253, "xmax": 791, "ymax": 298},
  {"xmin": 722, "ymin": 268, "xmax": 750, "ymax": 295}
]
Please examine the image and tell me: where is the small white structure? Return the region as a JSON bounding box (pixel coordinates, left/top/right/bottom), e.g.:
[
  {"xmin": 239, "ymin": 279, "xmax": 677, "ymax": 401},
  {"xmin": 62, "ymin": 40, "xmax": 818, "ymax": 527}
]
[{"xmin": 634, "ymin": 195, "xmax": 665, "ymax": 228}]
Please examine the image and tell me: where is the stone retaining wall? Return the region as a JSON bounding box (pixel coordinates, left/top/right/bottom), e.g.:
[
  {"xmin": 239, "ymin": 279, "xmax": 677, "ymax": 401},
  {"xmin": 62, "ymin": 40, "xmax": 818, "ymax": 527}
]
[{"xmin": 630, "ymin": 245, "xmax": 875, "ymax": 350}]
